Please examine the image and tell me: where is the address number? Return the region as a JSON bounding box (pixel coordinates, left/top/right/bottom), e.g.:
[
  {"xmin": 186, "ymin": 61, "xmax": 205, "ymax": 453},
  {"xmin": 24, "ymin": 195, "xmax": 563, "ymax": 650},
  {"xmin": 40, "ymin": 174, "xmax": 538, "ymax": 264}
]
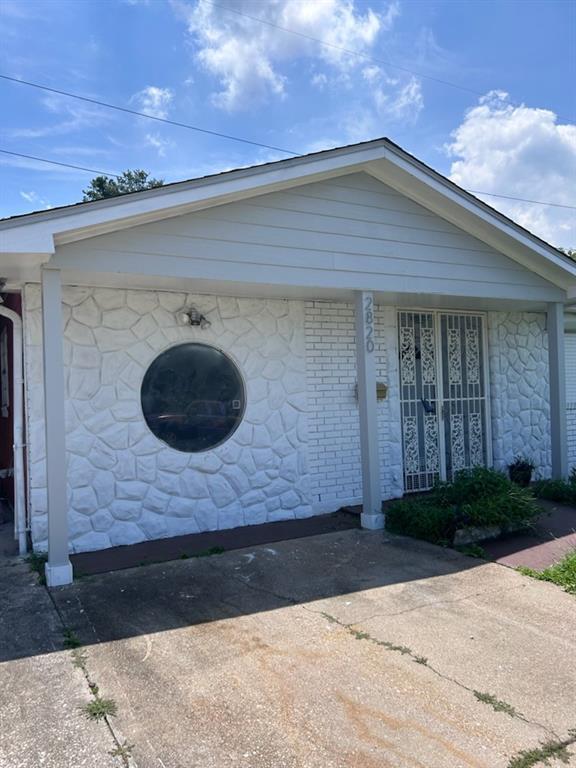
[{"xmin": 364, "ymin": 294, "xmax": 375, "ymax": 353}]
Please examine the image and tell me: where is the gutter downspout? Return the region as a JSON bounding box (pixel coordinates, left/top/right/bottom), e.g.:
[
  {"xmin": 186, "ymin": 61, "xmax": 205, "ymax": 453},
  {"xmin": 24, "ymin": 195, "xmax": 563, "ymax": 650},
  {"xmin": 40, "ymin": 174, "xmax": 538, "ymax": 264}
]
[{"xmin": 0, "ymin": 304, "xmax": 27, "ymax": 555}]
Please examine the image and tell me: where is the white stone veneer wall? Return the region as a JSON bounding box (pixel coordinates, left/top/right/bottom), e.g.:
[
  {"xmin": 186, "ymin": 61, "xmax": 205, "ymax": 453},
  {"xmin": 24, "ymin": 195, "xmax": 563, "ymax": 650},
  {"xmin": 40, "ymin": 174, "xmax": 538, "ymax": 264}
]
[
  {"xmin": 488, "ymin": 312, "xmax": 552, "ymax": 478},
  {"xmin": 23, "ymin": 285, "xmax": 313, "ymax": 553},
  {"xmin": 304, "ymin": 301, "xmax": 403, "ymax": 511}
]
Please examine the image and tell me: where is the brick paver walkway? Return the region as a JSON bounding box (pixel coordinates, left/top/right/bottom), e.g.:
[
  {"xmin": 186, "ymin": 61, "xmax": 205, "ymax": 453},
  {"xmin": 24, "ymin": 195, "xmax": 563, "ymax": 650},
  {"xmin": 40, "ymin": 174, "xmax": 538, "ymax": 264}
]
[{"xmin": 482, "ymin": 500, "xmax": 576, "ymax": 570}]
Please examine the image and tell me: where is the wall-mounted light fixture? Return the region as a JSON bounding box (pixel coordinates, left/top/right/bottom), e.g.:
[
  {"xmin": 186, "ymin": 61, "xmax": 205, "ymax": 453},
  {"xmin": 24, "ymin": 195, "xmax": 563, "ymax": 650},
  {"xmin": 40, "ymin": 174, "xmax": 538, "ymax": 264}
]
[{"xmin": 178, "ymin": 306, "xmax": 211, "ymax": 329}]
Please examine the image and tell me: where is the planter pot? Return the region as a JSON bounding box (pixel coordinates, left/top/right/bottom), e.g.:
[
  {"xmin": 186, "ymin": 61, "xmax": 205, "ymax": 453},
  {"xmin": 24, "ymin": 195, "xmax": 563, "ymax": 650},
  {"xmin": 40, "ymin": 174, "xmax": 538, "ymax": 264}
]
[{"xmin": 508, "ymin": 467, "xmax": 533, "ymax": 487}]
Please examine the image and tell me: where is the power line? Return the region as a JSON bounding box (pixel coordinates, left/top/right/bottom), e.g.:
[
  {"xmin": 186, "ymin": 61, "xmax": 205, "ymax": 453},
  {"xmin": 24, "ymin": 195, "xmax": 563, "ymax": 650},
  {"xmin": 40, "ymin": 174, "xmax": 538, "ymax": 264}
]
[
  {"xmin": 0, "ymin": 74, "xmax": 299, "ymax": 156},
  {"xmin": 467, "ymin": 189, "xmax": 576, "ymax": 210},
  {"xmin": 206, "ymin": 0, "xmax": 479, "ymax": 98},
  {"xmin": 0, "ymin": 149, "xmax": 120, "ymax": 177},
  {"xmin": 205, "ymin": 0, "xmax": 576, "ymax": 123},
  {"xmin": 2, "ymin": 147, "xmax": 575, "ymax": 210}
]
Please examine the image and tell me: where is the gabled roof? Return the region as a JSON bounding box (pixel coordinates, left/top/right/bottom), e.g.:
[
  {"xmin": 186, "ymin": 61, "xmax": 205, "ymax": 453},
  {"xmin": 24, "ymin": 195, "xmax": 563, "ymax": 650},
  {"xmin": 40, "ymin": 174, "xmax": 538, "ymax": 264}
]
[{"xmin": 1, "ymin": 137, "xmax": 575, "ymax": 294}]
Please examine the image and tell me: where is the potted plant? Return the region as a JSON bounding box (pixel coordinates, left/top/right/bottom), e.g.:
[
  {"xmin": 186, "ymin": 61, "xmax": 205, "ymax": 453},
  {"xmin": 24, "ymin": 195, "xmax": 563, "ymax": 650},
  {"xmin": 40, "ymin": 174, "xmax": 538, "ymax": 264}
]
[{"xmin": 508, "ymin": 456, "xmax": 535, "ymax": 487}]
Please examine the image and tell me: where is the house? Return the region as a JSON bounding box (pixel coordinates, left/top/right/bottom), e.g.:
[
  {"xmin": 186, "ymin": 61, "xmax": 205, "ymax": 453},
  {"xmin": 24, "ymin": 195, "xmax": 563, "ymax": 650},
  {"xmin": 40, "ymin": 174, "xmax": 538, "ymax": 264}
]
[{"xmin": 1, "ymin": 138, "xmax": 575, "ymax": 586}]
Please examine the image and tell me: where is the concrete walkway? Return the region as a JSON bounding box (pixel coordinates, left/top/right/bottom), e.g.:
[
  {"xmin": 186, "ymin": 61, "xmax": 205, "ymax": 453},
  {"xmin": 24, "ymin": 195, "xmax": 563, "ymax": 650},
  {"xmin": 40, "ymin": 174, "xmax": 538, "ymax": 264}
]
[
  {"xmin": 0, "ymin": 558, "xmax": 122, "ymax": 768},
  {"xmin": 483, "ymin": 501, "xmax": 576, "ymax": 570},
  {"xmin": 40, "ymin": 530, "xmax": 575, "ymax": 768}
]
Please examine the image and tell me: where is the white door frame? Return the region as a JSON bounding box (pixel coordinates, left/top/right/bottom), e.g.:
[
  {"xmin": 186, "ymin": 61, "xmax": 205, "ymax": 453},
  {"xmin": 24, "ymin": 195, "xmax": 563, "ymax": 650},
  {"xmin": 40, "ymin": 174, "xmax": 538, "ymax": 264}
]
[
  {"xmin": 0, "ymin": 304, "xmax": 27, "ymax": 554},
  {"xmin": 398, "ymin": 308, "xmax": 493, "ymax": 490}
]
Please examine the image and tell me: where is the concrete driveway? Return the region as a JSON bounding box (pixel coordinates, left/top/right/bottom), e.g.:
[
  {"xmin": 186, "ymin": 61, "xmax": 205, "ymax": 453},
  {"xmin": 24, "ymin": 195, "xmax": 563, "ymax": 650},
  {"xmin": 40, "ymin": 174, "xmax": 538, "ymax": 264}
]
[{"xmin": 5, "ymin": 529, "xmax": 576, "ymax": 767}]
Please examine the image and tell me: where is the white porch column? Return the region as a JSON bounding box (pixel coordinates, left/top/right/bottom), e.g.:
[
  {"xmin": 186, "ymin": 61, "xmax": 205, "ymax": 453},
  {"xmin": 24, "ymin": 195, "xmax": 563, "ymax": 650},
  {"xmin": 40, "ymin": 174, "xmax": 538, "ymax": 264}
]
[
  {"xmin": 548, "ymin": 303, "xmax": 568, "ymax": 480},
  {"xmin": 41, "ymin": 267, "xmax": 73, "ymax": 586},
  {"xmin": 354, "ymin": 291, "xmax": 383, "ymax": 529}
]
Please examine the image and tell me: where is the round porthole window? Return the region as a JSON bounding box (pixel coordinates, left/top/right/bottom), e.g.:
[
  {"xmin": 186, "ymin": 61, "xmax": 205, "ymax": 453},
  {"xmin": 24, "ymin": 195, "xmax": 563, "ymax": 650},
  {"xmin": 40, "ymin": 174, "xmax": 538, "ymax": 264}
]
[{"xmin": 141, "ymin": 343, "xmax": 246, "ymax": 453}]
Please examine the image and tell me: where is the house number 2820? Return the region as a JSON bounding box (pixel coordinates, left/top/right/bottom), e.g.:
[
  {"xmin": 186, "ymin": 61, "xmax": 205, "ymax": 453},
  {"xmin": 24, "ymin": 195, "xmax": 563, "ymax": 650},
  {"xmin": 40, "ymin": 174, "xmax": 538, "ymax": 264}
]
[{"xmin": 364, "ymin": 295, "xmax": 375, "ymax": 353}]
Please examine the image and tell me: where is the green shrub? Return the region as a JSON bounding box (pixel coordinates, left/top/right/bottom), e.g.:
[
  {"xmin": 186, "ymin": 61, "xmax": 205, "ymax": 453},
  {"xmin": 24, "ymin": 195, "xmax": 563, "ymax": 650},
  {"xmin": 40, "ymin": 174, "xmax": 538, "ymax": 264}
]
[
  {"xmin": 386, "ymin": 468, "xmax": 540, "ymax": 545},
  {"xmin": 433, "ymin": 467, "xmax": 510, "ymax": 507},
  {"xmin": 385, "ymin": 498, "xmax": 455, "ymax": 545},
  {"xmin": 534, "ymin": 468, "xmax": 576, "ymax": 504},
  {"xmin": 460, "ymin": 484, "xmax": 539, "ymax": 528}
]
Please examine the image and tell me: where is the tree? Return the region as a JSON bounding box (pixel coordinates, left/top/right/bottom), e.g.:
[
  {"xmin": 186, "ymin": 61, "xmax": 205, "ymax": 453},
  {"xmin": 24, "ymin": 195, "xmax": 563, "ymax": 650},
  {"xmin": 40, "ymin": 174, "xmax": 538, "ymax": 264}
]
[
  {"xmin": 82, "ymin": 169, "xmax": 164, "ymax": 201},
  {"xmin": 558, "ymin": 247, "xmax": 576, "ymax": 262}
]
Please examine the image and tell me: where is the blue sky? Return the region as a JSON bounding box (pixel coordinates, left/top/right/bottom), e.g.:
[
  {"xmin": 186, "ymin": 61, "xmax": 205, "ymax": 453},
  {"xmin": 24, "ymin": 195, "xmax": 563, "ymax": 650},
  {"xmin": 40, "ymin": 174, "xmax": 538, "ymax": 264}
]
[{"xmin": 1, "ymin": 0, "xmax": 575, "ymax": 246}]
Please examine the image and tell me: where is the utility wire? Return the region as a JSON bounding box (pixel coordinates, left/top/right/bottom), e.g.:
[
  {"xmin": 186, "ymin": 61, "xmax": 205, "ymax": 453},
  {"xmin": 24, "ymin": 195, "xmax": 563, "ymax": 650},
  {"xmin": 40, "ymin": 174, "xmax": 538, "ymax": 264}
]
[
  {"xmin": 0, "ymin": 149, "xmax": 120, "ymax": 177},
  {"xmin": 0, "ymin": 74, "xmax": 299, "ymax": 156},
  {"xmin": 206, "ymin": 0, "xmax": 479, "ymax": 97},
  {"xmin": 2, "ymin": 148, "xmax": 575, "ymax": 210},
  {"xmin": 467, "ymin": 190, "xmax": 576, "ymax": 210},
  {"xmin": 205, "ymin": 0, "xmax": 576, "ymax": 123}
]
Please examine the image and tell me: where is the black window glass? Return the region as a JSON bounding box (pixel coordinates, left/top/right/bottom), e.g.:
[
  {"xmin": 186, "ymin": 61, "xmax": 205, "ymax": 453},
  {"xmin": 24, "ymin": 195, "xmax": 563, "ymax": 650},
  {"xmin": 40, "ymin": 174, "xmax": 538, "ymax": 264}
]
[{"xmin": 141, "ymin": 343, "xmax": 245, "ymax": 453}]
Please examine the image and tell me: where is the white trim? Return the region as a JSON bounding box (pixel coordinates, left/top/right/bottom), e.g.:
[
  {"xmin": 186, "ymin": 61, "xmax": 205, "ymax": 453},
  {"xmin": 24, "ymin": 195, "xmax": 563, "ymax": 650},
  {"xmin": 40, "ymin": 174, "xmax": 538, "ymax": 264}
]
[
  {"xmin": 355, "ymin": 291, "xmax": 383, "ymax": 528},
  {"xmin": 41, "ymin": 268, "xmax": 73, "ymax": 584},
  {"xmin": 548, "ymin": 302, "xmax": 568, "ymax": 479},
  {"xmin": 0, "ymin": 303, "xmax": 27, "ymax": 555},
  {"xmin": 1, "ymin": 139, "xmax": 574, "ymax": 293},
  {"xmin": 45, "ymin": 561, "xmax": 73, "ymax": 588}
]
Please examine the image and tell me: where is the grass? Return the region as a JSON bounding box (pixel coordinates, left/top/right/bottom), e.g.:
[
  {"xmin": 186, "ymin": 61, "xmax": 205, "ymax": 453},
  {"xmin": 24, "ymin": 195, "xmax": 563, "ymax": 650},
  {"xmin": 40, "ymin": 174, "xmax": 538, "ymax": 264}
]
[
  {"xmin": 518, "ymin": 550, "xmax": 576, "ymax": 596},
  {"xmin": 456, "ymin": 544, "xmax": 488, "ymax": 559},
  {"xmin": 507, "ymin": 729, "xmax": 576, "ymax": 768},
  {"xmin": 26, "ymin": 552, "xmax": 47, "ymax": 585},
  {"xmin": 62, "ymin": 628, "xmax": 82, "ymax": 649},
  {"xmin": 474, "ymin": 691, "xmax": 520, "ymax": 718}
]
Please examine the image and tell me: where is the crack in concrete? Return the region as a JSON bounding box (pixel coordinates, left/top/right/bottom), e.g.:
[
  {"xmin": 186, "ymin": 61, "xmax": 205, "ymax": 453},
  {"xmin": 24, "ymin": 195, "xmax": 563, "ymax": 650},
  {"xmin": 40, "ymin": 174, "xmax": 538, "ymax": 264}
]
[
  {"xmin": 305, "ymin": 608, "xmax": 560, "ymax": 741},
  {"xmin": 355, "ymin": 582, "xmax": 529, "ymax": 624},
  {"xmin": 209, "ymin": 561, "xmax": 560, "ymax": 741},
  {"xmin": 44, "ymin": 586, "xmax": 136, "ymax": 767}
]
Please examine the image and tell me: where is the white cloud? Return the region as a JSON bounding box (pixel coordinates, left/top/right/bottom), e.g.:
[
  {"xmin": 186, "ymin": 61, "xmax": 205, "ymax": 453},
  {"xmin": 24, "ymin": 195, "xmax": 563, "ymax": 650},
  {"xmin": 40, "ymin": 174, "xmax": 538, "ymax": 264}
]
[
  {"xmin": 311, "ymin": 72, "xmax": 328, "ymax": 90},
  {"xmin": 9, "ymin": 93, "xmax": 112, "ymax": 139},
  {"xmin": 368, "ymin": 68, "xmax": 423, "ymax": 121},
  {"xmin": 19, "ymin": 190, "xmax": 52, "ymax": 209},
  {"xmin": 447, "ymin": 92, "xmax": 576, "ymax": 248},
  {"xmin": 145, "ymin": 133, "xmax": 172, "ymax": 157},
  {"xmin": 132, "ymin": 86, "xmax": 174, "ymax": 119},
  {"xmin": 173, "ymin": 0, "xmax": 398, "ymax": 111}
]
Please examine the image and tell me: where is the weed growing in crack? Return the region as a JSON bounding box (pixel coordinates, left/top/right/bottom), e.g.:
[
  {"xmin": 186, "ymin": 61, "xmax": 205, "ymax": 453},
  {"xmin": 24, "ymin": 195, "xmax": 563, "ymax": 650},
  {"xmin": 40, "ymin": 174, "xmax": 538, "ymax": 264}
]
[
  {"xmin": 26, "ymin": 552, "xmax": 47, "ymax": 585},
  {"xmin": 71, "ymin": 648, "xmax": 88, "ymax": 671},
  {"xmin": 456, "ymin": 544, "xmax": 488, "ymax": 559},
  {"xmin": 62, "ymin": 628, "xmax": 81, "ymax": 649},
  {"xmin": 110, "ymin": 741, "xmax": 135, "ymax": 761},
  {"xmin": 376, "ymin": 640, "xmax": 412, "ymax": 655},
  {"xmin": 323, "ymin": 613, "xmax": 415, "ymax": 657},
  {"xmin": 81, "ymin": 696, "xmax": 118, "ymax": 721},
  {"xmin": 413, "ymin": 655, "xmax": 428, "ymax": 665},
  {"xmin": 507, "ymin": 729, "xmax": 576, "ymax": 768},
  {"xmin": 474, "ymin": 691, "xmax": 520, "ymax": 718}
]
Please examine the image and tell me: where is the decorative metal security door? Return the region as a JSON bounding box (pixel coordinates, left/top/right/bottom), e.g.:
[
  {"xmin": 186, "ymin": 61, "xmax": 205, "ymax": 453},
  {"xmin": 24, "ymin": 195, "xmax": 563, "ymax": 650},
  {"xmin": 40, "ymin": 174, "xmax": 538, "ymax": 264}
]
[
  {"xmin": 398, "ymin": 311, "xmax": 489, "ymax": 492},
  {"xmin": 438, "ymin": 313, "xmax": 489, "ymax": 482}
]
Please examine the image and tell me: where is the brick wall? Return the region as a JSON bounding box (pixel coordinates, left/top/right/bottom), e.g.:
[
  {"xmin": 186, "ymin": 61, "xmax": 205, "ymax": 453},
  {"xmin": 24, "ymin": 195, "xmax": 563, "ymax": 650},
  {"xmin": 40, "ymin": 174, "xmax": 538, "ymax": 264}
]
[{"xmin": 304, "ymin": 301, "xmax": 403, "ymax": 512}]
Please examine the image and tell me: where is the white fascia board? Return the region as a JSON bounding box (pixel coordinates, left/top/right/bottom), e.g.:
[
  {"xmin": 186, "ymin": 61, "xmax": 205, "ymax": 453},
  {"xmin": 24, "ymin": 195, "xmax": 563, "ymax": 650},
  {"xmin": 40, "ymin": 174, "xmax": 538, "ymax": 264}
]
[
  {"xmin": 368, "ymin": 152, "xmax": 576, "ymax": 290},
  {"xmin": 0, "ymin": 227, "xmax": 55, "ymax": 255},
  {"xmin": 0, "ymin": 143, "xmax": 388, "ymax": 254}
]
